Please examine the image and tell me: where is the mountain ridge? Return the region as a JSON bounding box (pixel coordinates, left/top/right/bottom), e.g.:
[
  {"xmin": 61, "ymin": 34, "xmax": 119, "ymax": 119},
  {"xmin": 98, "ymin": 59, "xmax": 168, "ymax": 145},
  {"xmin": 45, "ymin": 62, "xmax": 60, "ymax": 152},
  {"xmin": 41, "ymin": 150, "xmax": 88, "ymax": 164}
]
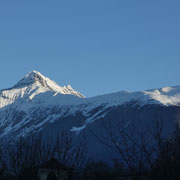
[
  {"xmin": 1, "ymin": 71, "xmax": 180, "ymax": 106},
  {"xmin": 0, "ymin": 71, "xmax": 180, "ymax": 139}
]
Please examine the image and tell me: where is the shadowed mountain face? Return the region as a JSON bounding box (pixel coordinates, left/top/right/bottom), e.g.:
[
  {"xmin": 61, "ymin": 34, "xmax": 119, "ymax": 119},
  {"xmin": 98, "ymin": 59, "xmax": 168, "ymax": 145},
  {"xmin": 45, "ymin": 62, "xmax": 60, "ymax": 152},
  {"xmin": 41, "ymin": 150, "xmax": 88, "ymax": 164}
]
[{"xmin": 0, "ymin": 71, "xmax": 180, "ymax": 161}]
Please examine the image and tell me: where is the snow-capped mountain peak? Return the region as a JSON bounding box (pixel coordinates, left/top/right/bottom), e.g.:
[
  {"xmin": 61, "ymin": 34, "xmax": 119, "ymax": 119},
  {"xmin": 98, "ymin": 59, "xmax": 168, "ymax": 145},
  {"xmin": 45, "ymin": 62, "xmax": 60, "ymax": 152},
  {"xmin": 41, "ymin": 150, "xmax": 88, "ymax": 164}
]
[
  {"xmin": 12, "ymin": 70, "xmax": 85, "ymax": 97},
  {"xmin": 0, "ymin": 71, "xmax": 85, "ymax": 108},
  {"xmin": 13, "ymin": 70, "xmax": 52, "ymax": 88}
]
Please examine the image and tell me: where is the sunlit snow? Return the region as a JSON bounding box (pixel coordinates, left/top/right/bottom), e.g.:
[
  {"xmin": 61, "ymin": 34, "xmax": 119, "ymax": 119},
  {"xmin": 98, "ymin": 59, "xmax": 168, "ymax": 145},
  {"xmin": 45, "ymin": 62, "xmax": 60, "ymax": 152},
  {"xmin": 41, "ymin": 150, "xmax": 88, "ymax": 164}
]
[{"xmin": 1, "ymin": 71, "xmax": 180, "ymax": 136}]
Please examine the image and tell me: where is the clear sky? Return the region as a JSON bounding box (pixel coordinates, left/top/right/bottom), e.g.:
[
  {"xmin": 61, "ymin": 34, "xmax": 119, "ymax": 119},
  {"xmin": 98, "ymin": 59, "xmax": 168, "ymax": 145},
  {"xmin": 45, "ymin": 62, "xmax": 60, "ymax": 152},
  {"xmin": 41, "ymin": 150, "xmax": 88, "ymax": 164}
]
[{"xmin": 0, "ymin": 0, "xmax": 179, "ymax": 97}]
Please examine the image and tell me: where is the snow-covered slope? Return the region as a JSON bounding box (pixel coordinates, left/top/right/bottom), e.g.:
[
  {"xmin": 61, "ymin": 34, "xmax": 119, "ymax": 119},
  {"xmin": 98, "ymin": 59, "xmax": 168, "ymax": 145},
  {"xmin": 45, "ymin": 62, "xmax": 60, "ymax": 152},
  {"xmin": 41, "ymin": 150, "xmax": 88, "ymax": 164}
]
[
  {"xmin": 143, "ymin": 86, "xmax": 180, "ymax": 106},
  {"xmin": 0, "ymin": 71, "xmax": 180, "ymax": 138},
  {"xmin": 0, "ymin": 71, "xmax": 84, "ymax": 109}
]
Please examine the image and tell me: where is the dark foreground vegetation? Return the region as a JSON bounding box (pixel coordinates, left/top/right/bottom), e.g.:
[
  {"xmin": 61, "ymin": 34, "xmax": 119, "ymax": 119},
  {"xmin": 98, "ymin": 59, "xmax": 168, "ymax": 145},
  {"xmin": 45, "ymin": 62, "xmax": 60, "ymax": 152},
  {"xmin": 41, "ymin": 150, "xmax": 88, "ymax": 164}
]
[{"xmin": 0, "ymin": 118, "xmax": 180, "ymax": 180}]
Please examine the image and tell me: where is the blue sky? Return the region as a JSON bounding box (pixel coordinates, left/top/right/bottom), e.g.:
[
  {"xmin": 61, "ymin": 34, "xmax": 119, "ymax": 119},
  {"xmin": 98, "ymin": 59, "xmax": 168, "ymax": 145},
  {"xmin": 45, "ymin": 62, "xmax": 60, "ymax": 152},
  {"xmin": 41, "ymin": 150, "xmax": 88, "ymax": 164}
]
[{"xmin": 0, "ymin": 0, "xmax": 179, "ymax": 97}]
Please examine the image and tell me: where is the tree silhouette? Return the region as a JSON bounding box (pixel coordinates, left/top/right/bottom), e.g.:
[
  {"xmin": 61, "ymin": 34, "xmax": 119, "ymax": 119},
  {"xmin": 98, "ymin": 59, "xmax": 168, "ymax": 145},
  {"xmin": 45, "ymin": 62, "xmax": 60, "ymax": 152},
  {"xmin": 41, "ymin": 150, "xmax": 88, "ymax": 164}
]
[{"xmin": 46, "ymin": 172, "xmax": 57, "ymax": 180}]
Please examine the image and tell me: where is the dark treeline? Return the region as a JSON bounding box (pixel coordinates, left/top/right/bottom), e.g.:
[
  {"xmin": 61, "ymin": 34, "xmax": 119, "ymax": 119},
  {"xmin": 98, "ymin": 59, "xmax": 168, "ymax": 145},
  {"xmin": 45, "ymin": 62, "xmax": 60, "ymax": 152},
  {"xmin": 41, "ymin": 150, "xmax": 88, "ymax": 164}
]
[
  {"xmin": 88, "ymin": 116, "xmax": 180, "ymax": 180},
  {"xmin": 0, "ymin": 118, "xmax": 180, "ymax": 180},
  {"xmin": 0, "ymin": 131, "xmax": 87, "ymax": 180}
]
